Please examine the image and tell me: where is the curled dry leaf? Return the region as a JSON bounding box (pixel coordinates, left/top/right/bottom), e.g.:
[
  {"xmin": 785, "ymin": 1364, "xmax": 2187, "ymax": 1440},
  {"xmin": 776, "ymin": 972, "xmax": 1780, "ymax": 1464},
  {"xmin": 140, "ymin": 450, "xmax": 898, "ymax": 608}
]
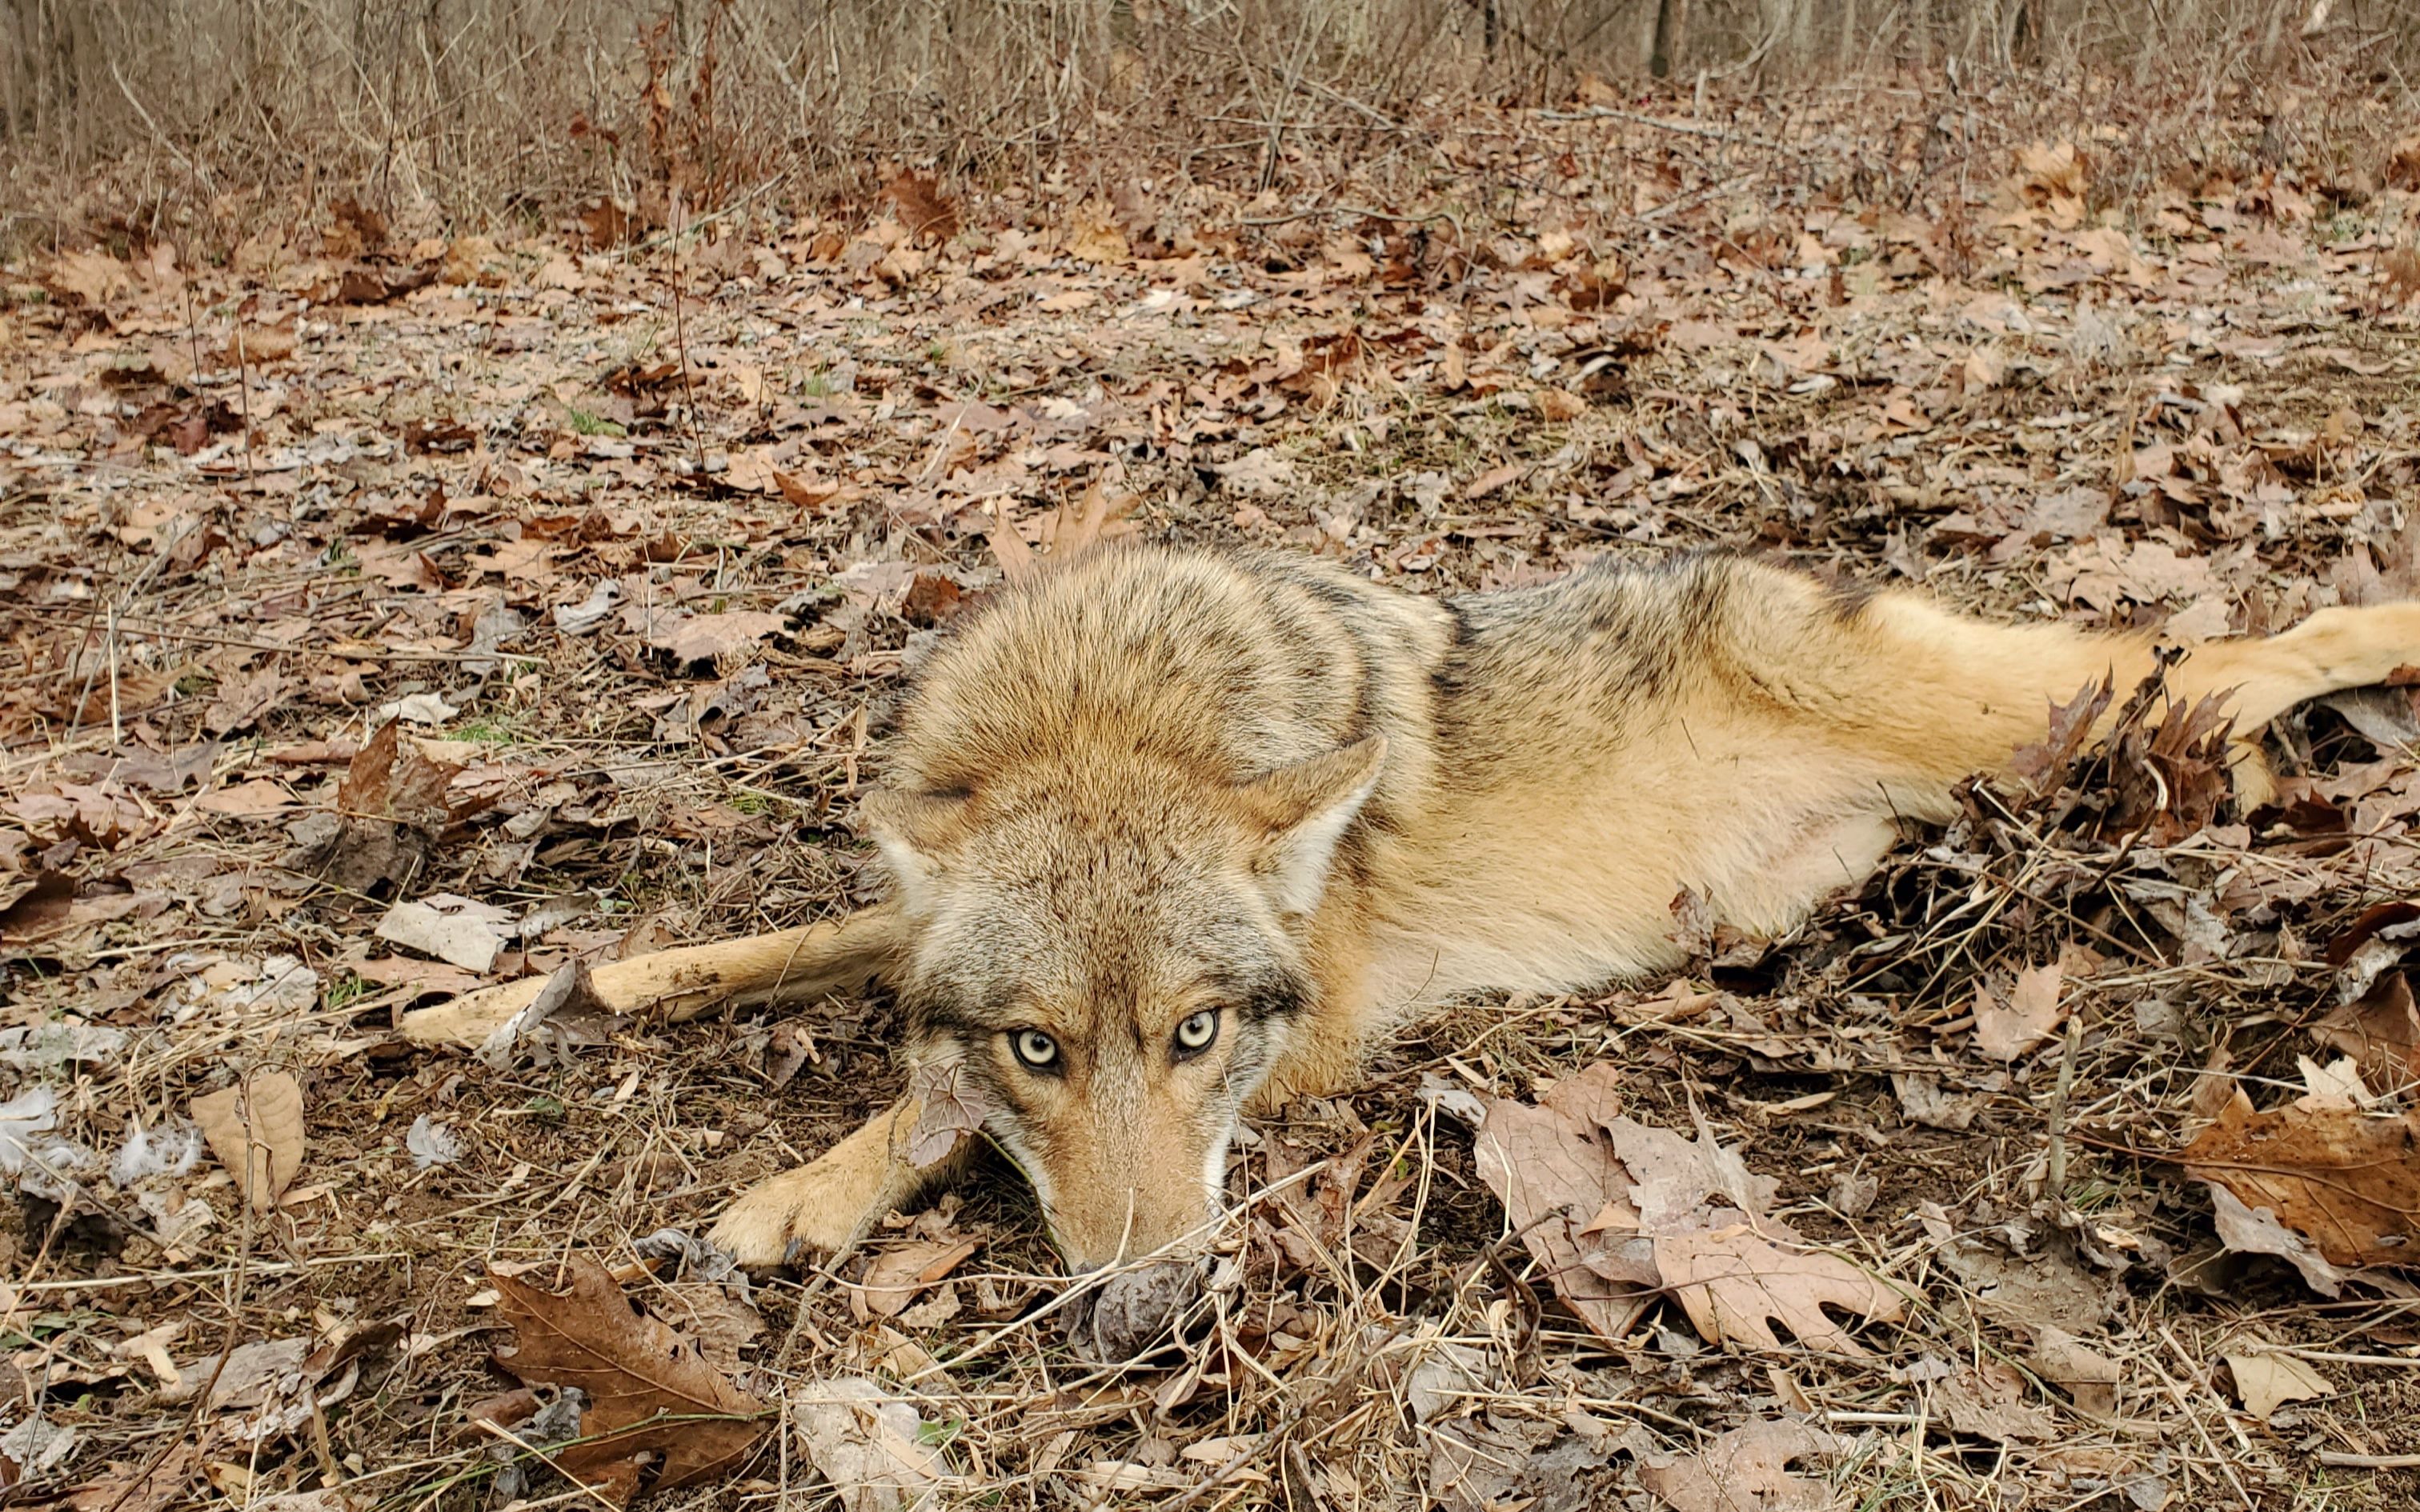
[
  {"xmin": 2314, "ymin": 970, "xmax": 2420, "ymax": 1095},
  {"xmin": 2029, "ymin": 1326, "xmax": 2120, "ymax": 1418},
  {"xmin": 1638, "ymin": 1418, "xmax": 1842, "ymax": 1512},
  {"xmin": 2181, "ymin": 1089, "xmax": 2420, "ymax": 1271},
  {"xmin": 2206, "ymin": 1183, "xmax": 2345, "ymax": 1296},
  {"xmin": 475, "ymin": 957, "xmax": 625, "ymax": 1071},
  {"xmin": 339, "ymin": 720, "xmax": 467, "ymax": 830},
  {"xmin": 854, "ymin": 1238, "xmax": 980, "ymax": 1320},
  {"xmin": 906, "ymin": 1057, "xmax": 992, "ymax": 1168},
  {"xmin": 1933, "ymin": 1362, "xmax": 2057, "ymax": 1443},
  {"xmin": 491, "ymin": 1253, "xmax": 770, "ymax": 1498},
  {"xmin": 1974, "ymin": 962, "xmax": 2065, "ymax": 1062},
  {"xmin": 1064, "ymin": 1261, "xmax": 1200, "ymax": 1364},
  {"xmin": 189, "ymin": 1070, "xmax": 306, "ymax": 1214}
]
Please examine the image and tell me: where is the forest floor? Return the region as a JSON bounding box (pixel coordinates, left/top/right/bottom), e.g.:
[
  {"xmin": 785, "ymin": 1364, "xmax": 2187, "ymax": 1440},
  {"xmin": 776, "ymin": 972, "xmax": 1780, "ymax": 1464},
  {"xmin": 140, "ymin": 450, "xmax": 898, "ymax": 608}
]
[{"xmin": 5, "ymin": 79, "xmax": 2420, "ymax": 1512}]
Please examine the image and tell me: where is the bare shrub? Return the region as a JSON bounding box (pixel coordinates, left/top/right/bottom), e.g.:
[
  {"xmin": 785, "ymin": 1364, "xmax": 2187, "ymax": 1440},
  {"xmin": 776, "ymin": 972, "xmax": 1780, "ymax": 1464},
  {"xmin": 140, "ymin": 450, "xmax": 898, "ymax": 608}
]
[{"xmin": 1, "ymin": 0, "xmax": 2412, "ymax": 243}]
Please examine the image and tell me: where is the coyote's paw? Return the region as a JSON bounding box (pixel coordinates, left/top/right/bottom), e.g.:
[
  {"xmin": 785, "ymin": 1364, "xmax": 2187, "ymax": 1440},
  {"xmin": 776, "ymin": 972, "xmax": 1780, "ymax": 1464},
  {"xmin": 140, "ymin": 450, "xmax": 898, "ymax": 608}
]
[{"xmin": 708, "ymin": 1143, "xmax": 893, "ymax": 1268}]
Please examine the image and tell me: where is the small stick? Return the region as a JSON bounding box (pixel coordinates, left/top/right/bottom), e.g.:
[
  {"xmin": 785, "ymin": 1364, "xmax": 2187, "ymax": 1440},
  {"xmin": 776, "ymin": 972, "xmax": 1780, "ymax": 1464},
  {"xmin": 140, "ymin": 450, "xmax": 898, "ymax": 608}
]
[
  {"xmin": 2042, "ymin": 1014, "xmax": 2085, "ymax": 1210},
  {"xmin": 234, "ymin": 322, "xmax": 256, "ymax": 480},
  {"xmin": 106, "ymin": 603, "xmax": 122, "ymax": 745},
  {"xmin": 2319, "ymin": 1452, "xmax": 2420, "ymax": 1468},
  {"xmin": 668, "ymin": 194, "xmax": 708, "ymax": 476}
]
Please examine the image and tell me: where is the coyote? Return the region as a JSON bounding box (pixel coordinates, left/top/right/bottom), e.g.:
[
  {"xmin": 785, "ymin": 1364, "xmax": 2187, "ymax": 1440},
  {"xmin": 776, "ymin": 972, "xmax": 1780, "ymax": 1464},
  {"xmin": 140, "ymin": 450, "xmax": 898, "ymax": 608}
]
[{"xmin": 403, "ymin": 546, "xmax": 2420, "ymax": 1271}]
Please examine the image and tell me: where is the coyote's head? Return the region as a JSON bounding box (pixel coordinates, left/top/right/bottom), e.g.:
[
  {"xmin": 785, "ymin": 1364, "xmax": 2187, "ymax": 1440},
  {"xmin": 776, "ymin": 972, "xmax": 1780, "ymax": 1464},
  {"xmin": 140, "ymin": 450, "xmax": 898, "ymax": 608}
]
[{"xmin": 861, "ymin": 735, "xmax": 1384, "ymax": 1271}]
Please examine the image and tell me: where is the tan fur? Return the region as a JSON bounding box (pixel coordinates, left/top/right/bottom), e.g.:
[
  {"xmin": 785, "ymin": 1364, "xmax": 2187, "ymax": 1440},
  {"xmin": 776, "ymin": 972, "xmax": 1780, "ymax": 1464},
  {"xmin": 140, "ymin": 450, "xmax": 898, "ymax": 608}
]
[{"xmin": 401, "ymin": 547, "xmax": 2420, "ymax": 1270}]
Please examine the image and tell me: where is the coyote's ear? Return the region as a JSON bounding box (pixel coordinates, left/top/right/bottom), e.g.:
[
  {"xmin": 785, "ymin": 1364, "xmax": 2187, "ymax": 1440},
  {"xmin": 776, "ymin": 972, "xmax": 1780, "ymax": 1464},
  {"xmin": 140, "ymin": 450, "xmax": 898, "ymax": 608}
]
[
  {"xmin": 859, "ymin": 787, "xmax": 969, "ymax": 912},
  {"xmin": 1236, "ymin": 736, "xmax": 1388, "ymax": 917}
]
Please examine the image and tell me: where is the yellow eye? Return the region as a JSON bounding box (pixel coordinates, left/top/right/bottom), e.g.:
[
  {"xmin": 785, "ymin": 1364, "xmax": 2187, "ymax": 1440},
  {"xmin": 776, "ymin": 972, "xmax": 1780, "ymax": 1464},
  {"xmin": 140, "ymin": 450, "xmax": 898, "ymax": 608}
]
[
  {"xmin": 1173, "ymin": 1010, "xmax": 1219, "ymax": 1057},
  {"xmin": 1011, "ymin": 1029, "xmax": 1058, "ymax": 1069}
]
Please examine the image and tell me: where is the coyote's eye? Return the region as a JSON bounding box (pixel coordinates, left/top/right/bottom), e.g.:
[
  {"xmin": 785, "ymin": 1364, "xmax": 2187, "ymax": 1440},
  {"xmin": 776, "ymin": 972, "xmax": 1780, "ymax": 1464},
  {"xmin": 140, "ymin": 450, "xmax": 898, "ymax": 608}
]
[
  {"xmin": 1172, "ymin": 1009, "xmax": 1220, "ymax": 1058},
  {"xmin": 1010, "ymin": 1029, "xmax": 1059, "ymax": 1070}
]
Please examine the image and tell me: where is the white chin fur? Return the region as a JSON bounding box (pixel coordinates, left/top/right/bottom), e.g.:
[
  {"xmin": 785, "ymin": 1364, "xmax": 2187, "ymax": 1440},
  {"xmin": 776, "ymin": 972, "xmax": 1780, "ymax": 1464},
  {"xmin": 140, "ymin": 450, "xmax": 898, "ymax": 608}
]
[{"xmin": 1200, "ymin": 1122, "xmax": 1236, "ymax": 1226}]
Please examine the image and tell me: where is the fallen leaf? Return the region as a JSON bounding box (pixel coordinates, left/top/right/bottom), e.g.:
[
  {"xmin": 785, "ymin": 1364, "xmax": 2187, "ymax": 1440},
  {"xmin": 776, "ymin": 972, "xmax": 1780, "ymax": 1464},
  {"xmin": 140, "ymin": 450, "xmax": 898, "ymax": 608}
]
[
  {"xmin": 2181, "ymin": 1092, "xmax": 2420, "ymax": 1270},
  {"xmin": 1652, "ymin": 1225, "xmax": 1905, "ymax": 1358},
  {"xmin": 373, "ymin": 691, "xmax": 458, "ymax": 726},
  {"xmin": 1639, "ymin": 1418, "xmax": 1841, "ymax": 1512},
  {"xmin": 60, "ymin": 1443, "xmax": 204, "ymax": 1512},
  {"xmin": 1212, "ymin": 447, "xmax": 1297, "ymax": 497},
  {"xmin": 405, "ymin": 1114, "xmax": 463, "ymax": 1170},
  {"xmin": 195, "ymin": 778, "xmax": 296, "ymax": 817},
  {"xmin": 723, "ymin": 449, "xmax": 781, "ymax": 493},
  {"xmin": 491, "ymin": 1253, "xmax": 769, "ymax": 1496},
  {"xmin": 654, "ymin": 1282, "xmax": 764, "ymax": 1373},
  {"xmin": 1605, "ymin": 1112, "xmax": 1779, "ymax": 1231},
  {"xmin": 554, "ymin": 580, "xmax": 626, "ymax": 634},
  {"xmin": 1064, "ymin": 1262, "xmax": 1199, "ymax": 1364},
  {"xmin": 0, "ymin": 1022, "xmax": 129, "ymax": 1070},
  {"xmin": 1537, "ymin": 387, "xmax": 1588, "ymax": 422},
  {"xmin": 791, "ymin": 1377, "xmax": 950, "ymax": 1512},
  {"xmin": 1475, "ymin": 1066, "xmax": 1901, "ymax": 1354},
  {"xmin": 1975, "ymin": 962, "xmax": 2065, "ymax": 1061},
  {"xmin": 880, "ymin": 170, "xmax": 960, "ymax": 242},
  {"xmin": 2294, "ymin": 1053, "xmax": 2374, "ymax": 1110},
  {"xmin": 2314, "ymin": 971, "xmax": 2420, "ymax": 1095},
  {"xmin": 47, "ymin": 249, "xmax": 129, "ymax": 306},
  {"xmin": 1937, "ymin": 1238, "xmax": 2111, "ymax": 1334},
  {"xmin": 165, "ymin": 1337, "xmax": 309, "ymax": 1408},
  {"xmin": 205, "ymin": 670, "xmax": 286, "ymax": 736},
  {"xmin": 475, "ymin": 956, "xmax": 625, "ymax": 1070},
  {"xmin": 2205, "ymin": 1183, "xmax": 2345, "ymax": 1296},
  {"xmin": 660, "ymin": 610, "xmax": 787, "ymax": 667},
  {"xmin": 339, "ymin": 721, "xmax": 471, "ymax": 830},
  {"xmin": 0, "ymin": 870, "xmax": 76, "ymax": 942},
  {"xmin": 1934, "ymin": 1362, "xmax": 2057, "ymax": 1442},
  {"xmin": 1472, "ymin": 1064, "xmax": 1660, "ymax": 1340},
  {"xmin": 2030, "ymin": 1326, "xmax": 2120, "ymax": 1417},
  {"xmin": 1891, "ymin": 1073, "xmax": 1978, "ymax": 1130},
  {"xmin": 2224, "ymin": 1352, "xmax": 2332, "ymax": 1422},
  {"xmin": 1464, "ymin": 462, "xmax": 1525, "ymax": 500},
  {"xmin": 1065, "ymin": 201, "xmax": 1131, "ymax": 265},
  {"xmin": 907, "ymin": 1057, "xmax": 995, "ymax": 1168},
  {"xmin": 189, "ymin": 1072, "xmax": 306, "ymax": 1214},
  {"xmin": 0, "ymin": 1418, "xmax": 78, "ymax": 1483},
  {"xmin": 343, "ymin": 954, "xmax": 482, "ymax": 998},
  {"xmin": 375, "ymin": 894, "xmax": 513, "ymax": 973},
  {"xmin": 855, "ymin": 1238, "xmax": 980, "ymax": 1320}
]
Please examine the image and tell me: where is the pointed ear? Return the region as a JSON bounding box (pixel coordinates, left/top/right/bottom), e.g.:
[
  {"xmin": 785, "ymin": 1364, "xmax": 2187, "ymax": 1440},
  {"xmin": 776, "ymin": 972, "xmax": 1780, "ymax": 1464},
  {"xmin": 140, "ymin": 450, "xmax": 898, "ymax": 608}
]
[
  {"xmin": 1236, "ymin": 736, "xmax": 1388, "ymax": 917},
  {"xmin": 858, "ymin": 787, "xmax": 969, "ymax": 914}
]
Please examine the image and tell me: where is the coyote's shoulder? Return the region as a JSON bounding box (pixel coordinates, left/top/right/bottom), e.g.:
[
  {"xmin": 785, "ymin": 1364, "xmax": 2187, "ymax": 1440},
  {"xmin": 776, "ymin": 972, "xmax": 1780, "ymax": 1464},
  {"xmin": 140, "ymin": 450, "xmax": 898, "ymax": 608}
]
[{"xmin": 405, "ymin": 543, "xmax": 2420, "ymax": 1274}]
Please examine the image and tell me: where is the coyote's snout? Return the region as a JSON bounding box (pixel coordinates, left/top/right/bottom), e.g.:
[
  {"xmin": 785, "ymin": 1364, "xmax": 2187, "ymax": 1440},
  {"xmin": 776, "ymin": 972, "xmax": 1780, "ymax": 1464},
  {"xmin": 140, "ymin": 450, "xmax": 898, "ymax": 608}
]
[{"xmin": 400, "ymin": 544, "xmax": 2420, "ymax": 1290}]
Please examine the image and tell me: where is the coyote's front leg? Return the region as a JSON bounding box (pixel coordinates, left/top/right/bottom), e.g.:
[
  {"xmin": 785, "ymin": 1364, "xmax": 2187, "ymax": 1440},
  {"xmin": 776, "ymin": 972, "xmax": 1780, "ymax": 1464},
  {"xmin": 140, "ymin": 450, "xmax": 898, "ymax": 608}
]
[
  {"xmin": 710, "ymin": 1095, "xmax": 972, "ymax": 1266},
  {"xmin": 398, "ymin": 904, "xmax": 904, "ymax": 1044}
]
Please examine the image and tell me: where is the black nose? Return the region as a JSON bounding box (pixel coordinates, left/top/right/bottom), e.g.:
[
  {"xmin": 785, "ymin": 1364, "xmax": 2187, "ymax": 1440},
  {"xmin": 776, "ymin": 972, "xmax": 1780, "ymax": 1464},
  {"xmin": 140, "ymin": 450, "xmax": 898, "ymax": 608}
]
[{"xmin": 1063, "ymin": 1260, "xmax": 1201, "ymax": 1363}]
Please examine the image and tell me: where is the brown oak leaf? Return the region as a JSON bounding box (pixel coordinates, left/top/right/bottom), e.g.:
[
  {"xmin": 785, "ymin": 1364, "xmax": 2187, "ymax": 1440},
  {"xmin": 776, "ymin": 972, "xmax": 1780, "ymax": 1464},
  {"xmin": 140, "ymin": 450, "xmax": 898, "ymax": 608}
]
[{"xmin": 491, "ymin": 1254, "xmax": 770, "ymax": 1500}]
